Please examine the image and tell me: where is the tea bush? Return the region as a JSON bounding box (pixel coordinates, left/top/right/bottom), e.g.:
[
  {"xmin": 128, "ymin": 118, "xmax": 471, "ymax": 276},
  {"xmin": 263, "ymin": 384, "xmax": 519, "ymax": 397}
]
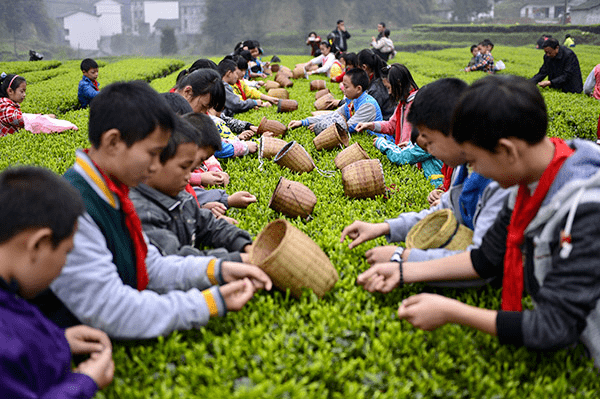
[{"xmin": 1, "ymin": 49, "xmax": 600, "ymax": 398}]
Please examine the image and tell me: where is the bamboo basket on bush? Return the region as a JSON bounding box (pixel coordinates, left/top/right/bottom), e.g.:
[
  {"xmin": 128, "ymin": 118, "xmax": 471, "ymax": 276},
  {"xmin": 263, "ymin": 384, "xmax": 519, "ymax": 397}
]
[
  {"xmin": 314, "ymin": 93, "xmax": 339, "ymax": 110},
  {"xmin": 259, "ymin": 136, "xmax": 288, "ymax": 159},
  {"xmin": 250, "ymin": 219, "xmax": 338, "ymax": 298},
  {"xmin": 406, "ymin": 209, "xmax": 474, "ymax": 251},
  {"xmin": 313, "ymin": 122, "xmax": 350, "ymax": 150},
  {"xmin": 264, "ymin": 81, "xmax": 281, "ymax": 90},
  {"xmin": 292, "ymin": 66, "xmax": 306, "ymax": 79},
  {"xmin": 310, "ymin": 80, "xmax": 327, "ymax": 91},
  {"xmin": 257, "ymin": 117, "xmax": 288, "ymax": 137},
  {"xmin": 273, "ymin": 141, "xmax": 315, "ymax": 174},
  {"xmin": 268, "ymin": 177, "xmax": 317, "ymax": 219},
  {"xmin": 275, "ymin": 72, "xmax": 293, "ymax": 87},
  {"xmin": 268, "ymin": 88, "xmax": 290, "ymax": 100},
  {"xmin": 334, "ymin": 142, "xmax": 370, "ymax": 169},
  {"xmin": 277, "ymin": 99, "xmax": 298, "ymax": 113},
  {"xmin": 341, "ymin": 159, "xmax": 386, "ymax": 198}
]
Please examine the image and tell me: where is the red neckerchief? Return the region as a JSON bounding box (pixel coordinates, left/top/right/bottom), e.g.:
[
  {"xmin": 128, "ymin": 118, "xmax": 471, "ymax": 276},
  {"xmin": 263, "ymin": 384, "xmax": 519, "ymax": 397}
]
[
  {"xmin": 85, "ymin": 150, "xmax": 149, "ymax": 291},
  {"xmin": 185, "ymin": 183, "xmax": 201, "ymax": 207},
  {"xmin": 502, "ymin": 138, "xmax": 574, "ymax": 311},
  {"xmin": 348, "ymin": 101, "xmax": 355, "ymax": 117},
  {"xmin": 235, "ymin": 81, "xmax": 247, "ymax": 100},
  {"xmin": 92, "ymin": 80, "xmax": 98, "ymax": 91},
  {"xmin": 441, "ymin": 164, "xmax": 454, "ymax": 191}
]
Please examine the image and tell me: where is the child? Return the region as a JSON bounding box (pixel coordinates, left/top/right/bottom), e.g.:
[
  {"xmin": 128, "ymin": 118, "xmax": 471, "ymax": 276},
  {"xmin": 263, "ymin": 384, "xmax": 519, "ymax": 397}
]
[
  {"xmin": 0, "ymin": 166, "xmax": 114, "ymax": 397},
  {"xmin": 356, "ymin": 75, "xmax": 600, "ymax": 368},
  {"xmin": 465, "ymin": 40, "xmax": 494, "ymax": 73},
  {"xmin": 218, "ymin": 58, "xmax": 266, "ymax": 116},
  {"xmin": 357, "ymin": 49, "xmax": 396, "ymax": 120},
  {"xmin": 35, "ymin": 81, "xmax": 271, "ymax": 339},
  {"xmin": 232, "ymin": 56, "xmax": 279, "ymax": 106},
  {"xmin": 78, "ymin": 58, "xmax": 99, "ymax": 108},
  {"xmin": 332, "ymin": 52, "xmax": 358, "ymax": 84},
  {"xmin": 304, "ymin": 41, "xmax": 337, "ymax": 77},
  {"xmin": 289, "ymin": 68, "xmax": 382, "ymax": 136},
  {"xmin": 130, "ymin": 116, "xmax": 254, "ymax": 263},
  {"xmin": 0, "ymin": 73, "xmax": 26, "ymax": 136},
  {"xmin": 342, "ymin": 78, "xmax": 508, "ymax": 269},
  {"xmin": 466, "ymin": 44, "xmax": 480, "ymax": 68},
  {"xmin": 373, "ymin": 128, "xmax": 444, "ymax": 187},
  {"xmin": 355, "ymin": 63, "xmax": 418, "ymax": 144},
  {"xmin": 176, "ymin": 68, "xmax": 226, "ymax": 115},
  {"xmin": 306, "ymin": 31, "xmax": 322, "ymax": 56}
]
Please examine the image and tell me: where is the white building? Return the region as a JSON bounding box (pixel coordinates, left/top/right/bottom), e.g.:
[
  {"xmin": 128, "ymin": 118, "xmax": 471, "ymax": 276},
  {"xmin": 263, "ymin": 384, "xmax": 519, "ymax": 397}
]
[
  {"xmin": 61, "ymin": 11, "xmax": 101, "ymax": 50},
  {"xmin": 570, "ymin": 0, "xmax": 600, "ymax": 24},
  {"xmin": 520, "ymin": 0, "xmax": 586, "ymax": 22},
  {"xmin": 130, "ymin": 0, "xmax": 204, "ymax": 35},
  {"xmin": 95, "ymin": 0, "xmax": 123, "ymax": 36}
]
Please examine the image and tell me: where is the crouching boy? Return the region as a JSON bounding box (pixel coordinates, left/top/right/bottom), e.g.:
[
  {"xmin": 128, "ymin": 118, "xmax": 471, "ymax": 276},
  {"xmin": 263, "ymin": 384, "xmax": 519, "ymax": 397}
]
[
  {"xmin": 130, "ymin": 114, "xmax": 254, "ymax": 263},
  {"xmin": 33, "ymin": 81, "xmax": 271, "ymax": 340},
  {"xmin": 358, "ymin": 75, "xmax": 600, "ymax": 367},
  {"xmin": 0, "ymin": 167, "xmax": 114, "ymax": 397}
]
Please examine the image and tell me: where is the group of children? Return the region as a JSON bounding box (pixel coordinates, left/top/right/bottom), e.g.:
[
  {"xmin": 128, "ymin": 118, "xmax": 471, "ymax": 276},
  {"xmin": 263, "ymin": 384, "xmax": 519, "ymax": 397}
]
[
  {"xmin": 2, "ymin": 43, "xmax": 600, "ymax": 396},
  {"xmin": 465, "ymin": 39, "xmax": 496, "ymax": 73}
]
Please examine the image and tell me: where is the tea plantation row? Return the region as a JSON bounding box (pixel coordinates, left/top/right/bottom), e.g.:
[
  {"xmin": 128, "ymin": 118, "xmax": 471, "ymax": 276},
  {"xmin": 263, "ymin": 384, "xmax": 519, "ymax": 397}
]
[{"xmin": 0, "ymin": 47, "xmax": 599, "ymax": 398}]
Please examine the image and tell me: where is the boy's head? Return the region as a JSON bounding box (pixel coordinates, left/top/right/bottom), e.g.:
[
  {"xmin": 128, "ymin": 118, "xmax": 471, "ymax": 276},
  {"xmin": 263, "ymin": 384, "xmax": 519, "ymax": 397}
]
[
  {"xmin": 161, "ymin": 92, "xmax": 193, "ymax": 115},
  {"xmin": 342, "ymin": 68, "xmax": 369, "ymax": 100},
  {"xmin": 181, "ymin": 112, "xmax": 222, "ymax": 161},
  {"xmin": 145, "ymin": 117, "xmax": 201, "ymax": 197},
  {"xmin": 341, "ymin": 52, "xmax": 358, "ymax": 69},
  {"xmin": 470, "ymin": 44, "xmax": 479, "ymax": 56},
  {"xmin": 451, "ymin": 75, "xmax": 547, "ymax": 186},
  {"xmin": 81, "ymin": 58, "xmax": 99, "ymax": 81},
  {"xmin": 0, "ymin": 167, "xmax": 85, "ymax": 298},
  {"xmin": 88, "ymin": 81, "xmax": 176, "ymax": 187},
  {"xmin": 482, "ymin": 39, "xmax": 494, "ymax": 51},
  {"xmin": 407, "ymin": 78, "xmax": 469, "ymax": 167},
  {"xmin": 235, "ymin": 56, "xmax": 249, "ymax": 78},
  {"xmin": 218, "ymin": 58, "xmax": 239, "ymax": 85}
]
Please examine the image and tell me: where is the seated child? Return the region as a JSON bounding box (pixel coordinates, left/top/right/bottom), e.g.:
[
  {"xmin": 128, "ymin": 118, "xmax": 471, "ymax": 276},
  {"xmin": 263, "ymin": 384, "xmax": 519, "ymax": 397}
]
[
  {"xmin": 332, "ymin": 52, "xmax": 358, "ymax": 84},
  {"xmin": 130, "ymin": 116, "xmax": 254, "ymax": 263},
  {"xmin": 244, "ymin": 40, "xmax": 270, "ymax": 78},
  {"xmin": 34, "ymin": 80, "xmax": 271, "ymax": 339},
  {"xmin": 465, "ymin": 40, "xmax": 494, "ymax": 73},
  {"xmin": 0, "ymin": 166, "xmax": 114, "ymax": 397},
  {"xmin": 373, "ymin": 128, "xmax": 444, "ymax": 187},
  {"xmin": 232, "ymin": 56, "xmax": 279, "ymax": 106},
  {"xmin": 341, "ymin": 78, "xmax": 508, "ymax": 268},
  {"xmin": 357, "ymin": 75, "xmax": 600, "ymax": 368},
  {"xmin": 0, "ymin": 73, "xmax": 26, "ymax": 136},
  {"xmin": 288, "ymin": 68, "xmax": 383, "ymax": 135},
  {"xmin": 218, "ymin": 58, "xmax": 267, "ymax": 117},
  {"xmin": 305, "ymin": 41, "xmax": 337, "ymax": 77},
  {"xmin": 78, "ymin": 58, "xmax": 100, "ymax": 108},
  {"xmin": 466, "ymin": 44, "xmax": 480, "ymax": 68}
]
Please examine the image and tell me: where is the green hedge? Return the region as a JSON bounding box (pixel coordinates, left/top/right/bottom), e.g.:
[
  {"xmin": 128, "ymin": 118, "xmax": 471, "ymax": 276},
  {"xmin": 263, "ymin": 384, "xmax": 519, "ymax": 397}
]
[{"xmin": 1, "ymin": 51, "xmax": 600, "ymax": 398}]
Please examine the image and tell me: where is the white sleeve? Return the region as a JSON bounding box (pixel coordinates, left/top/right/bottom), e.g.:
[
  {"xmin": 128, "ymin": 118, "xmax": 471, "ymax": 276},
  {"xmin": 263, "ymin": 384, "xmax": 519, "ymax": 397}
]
[{"xmin": 316, "ymin": 55, "xmax": 336, "ymax": 75}]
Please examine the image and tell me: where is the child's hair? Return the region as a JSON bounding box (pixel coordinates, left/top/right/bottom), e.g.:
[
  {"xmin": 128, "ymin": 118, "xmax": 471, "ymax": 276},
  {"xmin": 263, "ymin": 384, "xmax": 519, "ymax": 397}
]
[
  {"xmin": 542, "ymin": 38, "xmax": 559, "ymax": 49},
  {"xmin": 175, "ymin": 59, "xmax": 218, "ymax": 86},
  {"xmin": 160, "ymin": 92, "xmax": 193, "ymax": 115},
  {"xmin": 80, "ymin": 58, "xmax": 98, "ymax": 72},
  {"xmin": 565, "ymin": 33, "xmax": 572, "ymax": 38},
  {"xmin": 410, "ymin": 127, "xmax": 420, "ymax": 145},
  {"xmin": 388, "ymin": 63, "xmax": 418, "ymax": 103},
  {"xmin": 0, "ymin": 73, "xmax": 26, "ymax": 98},
  {"xmin": 0, "ymin": 166, "xmax": 84, "ymax": 247},
  {"xmin": 470, "ymin": 44, "xmax": 478, "ymax": 52},
  {"xmin": 320, "ymin": 40, "xmax": 332, "ymax": 49},
  {"xmin": 407, "ymin": 78, "xmax": 468, "ymax": 136},
  {"xmin": 340, "ymin": 52, "xmax": 358, "ymax": 68},
  {"xmin": 88, "ymin": 81, "xmax": 176, "ymax": 148},
  {"xmin": 308, "ymin": 31, "xmax": 317, "ymax": 37},
  {"xmin": 218, "ymin": 58, "xmax": 237, "ymax": 77},
  {"xmin": 482, "ymin": 39, "xmax": 494, "ymax": 50},
  {"xmin": 237, "ymin": 50, "xmax": 252, "ymax": 62},
  {"xmin": 176, "ymin": 69, "xmax": 226, "ymax": 112},
  {"xmin": 357, "ymin": 49, "xmax": 387, "ymax": 79},
  {"xmin": 235, "ymin": 55, "xmax": 248, "ymax": 71},
  {"xmin": 451, "ymin": 75, "xmax": 547, "ymax": 152},
  {"xmin": 383, "ymin": 29, "xmax": 390, "ymax": 38},
  {"xmin": 345, "ymin": 68, "xmax": 370, "ymax": 93},
  {"xmin": 159, "ymin": 116, "xmax": 202, "ymax": 164},
  {"xmin": 181, "ymin": 112, "xmax": 223, "ymax": 152},
  {"xmin": 243, "ymin": 40, "xmax": 256, "ymax": 50}
]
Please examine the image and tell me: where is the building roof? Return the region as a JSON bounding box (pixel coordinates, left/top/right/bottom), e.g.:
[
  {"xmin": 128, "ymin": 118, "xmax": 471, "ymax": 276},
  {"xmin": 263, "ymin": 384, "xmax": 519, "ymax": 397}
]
[
  {"xmin": 571, "ymin": 0, "xmax": 600, "ymax": 11},
  {"xmin": 521, "ymin": 0, "xmax": 566, "ymax": 5},
  {"xmin": 154, "ymin": 18, "xmax": 179, "ymax": 30},
  {"xmin": 59, "ymin": 10, "xmax": 99, "ymax": 19}
]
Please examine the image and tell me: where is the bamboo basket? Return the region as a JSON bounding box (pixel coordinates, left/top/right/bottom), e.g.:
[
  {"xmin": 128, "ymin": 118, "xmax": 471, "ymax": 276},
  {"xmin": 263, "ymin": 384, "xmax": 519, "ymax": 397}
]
[
  {"xmin": 277, "ymin": 99, "xmax": 299, "ymax": 113},
  {"xmin": 292, "ymin": 66, "xmax": 306, "ymax": 79},
  {"xmin": 313, "ymin": 122, "xmax": 350, "ymax": 150},
  {"xmin": 250, "ymin": 219, "xmax": 338, "ymax": 298},
  {"xmin": 267, "ymin": 88, "xmax": 290, "ymax": 100},
  {"xmin": 310, "ymin": 80, "xmax": 327, "ymax": 91},
  {"xmin": 334, "ymin": 142, "xmax": 370, "ymax": 170},
  {"xmin": 268, "ymin": 177, "xmax": 317, "ymax": 219},
  {"xmin": 270, "ymin": 64, "xmax": 280, "ymax": 73},
  {"xmin": 315, "ymin": 88, "xmax": 330, "ymax": 100},
  {"xmin": 259, "ymin": 136, "xmax": 288, "ymax": 159},
  {"xmin": 314, "ymin": 93, "xmax": 339, "ymax": 110},
  {"xmin": 406, "ymin": 209, "xmax": 474, "ymax": 251},
  {"xmin": 257, "ymin": 117, "xmax": 287, "ymax": 137},
  {"xmin": 275, "ymin": 72, "xmax": 293, "ymax": 87},
  {"xmin": 264, "ymin": 81, "xmax": 281, "ymax": 90},
  {"xmin": 341, "ymin": 159, "xmax": 386, "ymax": 199},
  {"xmin": 273, "ymin": 141, "xmax": 315, "ymax": 174},
  {"xmin": 278, "ymin": 66, "xmax": 293, "ymax": 77}
]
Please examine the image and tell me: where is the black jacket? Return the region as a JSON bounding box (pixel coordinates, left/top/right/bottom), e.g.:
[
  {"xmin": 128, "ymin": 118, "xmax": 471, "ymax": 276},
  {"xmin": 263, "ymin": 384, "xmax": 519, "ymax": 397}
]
[
  {"xmin": 367, "ymin": 78, "xmax": 396, "ymax": 121},
  {"xmin": 331, "ymin": 28, "xmax": 351, "ymax": 52},
  {"xmin": 530, "ymin": 46, "xmax": 583, "ymax": 93}
]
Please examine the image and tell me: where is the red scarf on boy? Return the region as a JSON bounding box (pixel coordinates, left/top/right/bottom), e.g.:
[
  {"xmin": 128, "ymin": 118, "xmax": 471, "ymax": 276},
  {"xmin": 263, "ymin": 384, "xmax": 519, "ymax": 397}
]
[
  {"xmin": 87, "ymin": 152, "xmax": 149, "ymax": 291},
  {"xmin": 501, "ymin": 138, "xmax": 574, "ymax": 311}
]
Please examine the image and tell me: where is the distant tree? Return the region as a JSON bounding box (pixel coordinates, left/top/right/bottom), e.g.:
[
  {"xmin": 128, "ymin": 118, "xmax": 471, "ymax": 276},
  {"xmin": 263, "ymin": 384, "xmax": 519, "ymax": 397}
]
[
  {"xmin": 452, "ymin": 0, "xmax": 492, "ymax": 22},
  {"xmin": 160, "ymin": 28, "xmax": 178, "ymax": 55}
]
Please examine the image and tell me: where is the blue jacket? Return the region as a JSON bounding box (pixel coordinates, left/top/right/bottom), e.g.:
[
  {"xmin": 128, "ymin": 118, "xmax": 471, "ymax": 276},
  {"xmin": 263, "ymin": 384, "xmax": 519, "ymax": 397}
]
[{"xmin": 78, "ymin": 76, "xmax": 99, "ymax": 108}]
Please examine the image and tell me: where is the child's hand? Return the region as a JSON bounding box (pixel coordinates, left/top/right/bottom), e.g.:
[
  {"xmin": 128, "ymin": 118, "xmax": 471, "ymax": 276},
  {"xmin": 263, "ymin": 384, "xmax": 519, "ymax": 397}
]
[
  {"xmin": 221, "ymin": 261, "xmax": 273, "ymax": 291},
  {"xmin": 228, "ymin": 191, "xmax": 257, "ymax": 208},
  {"xmin": 355, "ymin": 122, "xmax": 373, "ymax": 132},
  {"xmin": 365, "ymin": 246, "xmax": 398, "ymax": 265},
  {"xmin": 250, "ymin": 125, "xmax": 258, "ymax": 133},
  {"xmin": 65, "ymin": 325, "xmax": 111, "ymax": 355},
  {"xmin": 356, "ymin": 262, "xmax": 401, "ymax": 293},
  {"xmin": 219, "ymin": 278, "xmax": 256, "ymax": 311},
  {"xmin": 372, "ymin": 137, "xmax": 379, "ymax": 147},
  {"xmin": 427, "ymin": 188, "xmax": 444, "ymax": 205},
  {"xmin": 246, "ymin": 141, "xmax": 258, "ymax": 153},
  {"xmin": 340, "ymin": 221, "xmax": 389, "ymax": 249},
  {"xmin": 239, "ymin": 130, "xmax": 255, "ymax": 140},
  {"xmin": 260, "ymin": 101, "xmax": 272, "ymax": 108},
  {"xmin": 203, "ymin": 201, "xmax": 227, "ymax": 216},
  {"xmin": 201, "ymin": 171, "xmax": 226, "ymax": 186},
  {"xmin": 308, "ymin": 124, "xmax": 316, "ymax": 132},
  {"xmin": 262, "ymin": 131, "xmax": 274, "ymax": 137},
  {"xmin": 75, "ymin": 346, "xmax": 115, "ymax": 389},
  {"xmin": 288, "ymin": 120, "xmax": 302, "ymax": 129},
  {"xmin": 240, "ymin": 252, "xmax": 250, "ymax": 263},
  {"xmin": 217, "ymin": 214, "xmax": 238, "ymax": 224},
  {"xmin": 398, "ymin": 141, "xmax": 410, "ymax": 149},
  {"xmin": 397, "ymin": 293, "xmax": 456, "ymax": 331},
  {"xmin": 217, "ymin": 171, "xmax": 230, "ymax": 186}
]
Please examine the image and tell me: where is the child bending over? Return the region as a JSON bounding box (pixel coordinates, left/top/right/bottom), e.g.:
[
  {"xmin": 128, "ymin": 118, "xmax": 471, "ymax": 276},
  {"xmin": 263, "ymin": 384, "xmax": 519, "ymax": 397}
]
[{"xmin": 0, "ymin": 166, "xmax": 114, "ymax": 397}]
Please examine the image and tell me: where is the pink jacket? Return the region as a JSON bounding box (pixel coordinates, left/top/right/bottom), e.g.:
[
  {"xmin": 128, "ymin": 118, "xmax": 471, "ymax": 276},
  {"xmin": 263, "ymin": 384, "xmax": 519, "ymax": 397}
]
[{"xmin": 373, "ymin": 90, "xmax": 417, "ymax": 144}]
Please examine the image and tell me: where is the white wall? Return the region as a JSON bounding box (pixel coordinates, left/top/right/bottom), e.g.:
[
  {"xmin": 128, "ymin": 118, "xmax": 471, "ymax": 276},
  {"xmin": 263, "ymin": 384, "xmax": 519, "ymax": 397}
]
[
  {"xmin": 143, "ymin": 1, "xmax": 179, "ymax": 33},
  {"xmin": 64, "ymin": 12, "xmax": 101, "ymax": 50},
  {"xmin": 95, "ymin": 0, "xmax": 123, "ymax": 36},
  {"xmin": 571, "ymin": 8, "xmax": 600, "ymax": 25}
]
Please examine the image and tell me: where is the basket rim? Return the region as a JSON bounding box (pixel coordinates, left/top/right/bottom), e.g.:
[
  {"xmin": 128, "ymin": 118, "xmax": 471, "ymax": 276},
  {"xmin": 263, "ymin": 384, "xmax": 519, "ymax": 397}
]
[
  {"xmin": 273, "ymin": 140, "xmax": 296, "ymax": 162},
  {"xmin": 251, "ymin": 219, "xmax": 290, "ymax": 266}
]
